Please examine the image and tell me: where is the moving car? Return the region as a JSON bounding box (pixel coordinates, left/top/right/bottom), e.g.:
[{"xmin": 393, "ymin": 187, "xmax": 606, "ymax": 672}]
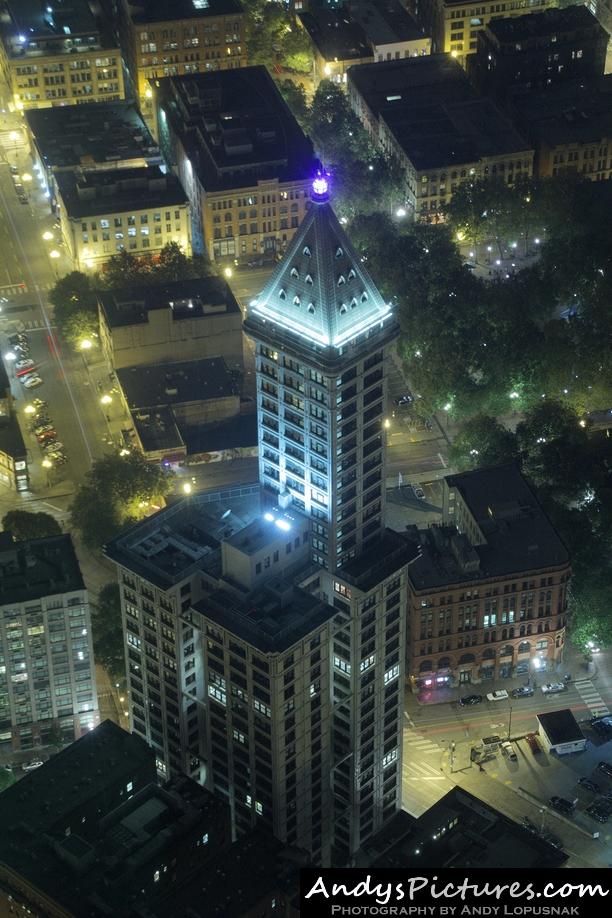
[
  {"xmin": 23, "ymin": 375, "xmax": 43, "ymax": 389},
  {"xmin": 21, "ymin": 760, "xmax": 44, "ymax": 772},
  {"xmin": 541, "ymin": 683, "xmax": 566, "ymax": 695},
  {"xmin": 511, "ymin": 686, "xmax": 534, "ymax": 698},
  {"xmin": 578, "ymin": 777, "xmax": 600, "ymax": 793},
  {"xmin": 525, "ymin": 732, "xmax": 542, "ymax": 755},
  {"xmin": 413, "ymin": 485, "xmax": 426, "ymax": 500},
  {"xmin": 549, "ymin": 796, "xmax": 576, "ymax": 815},
  {"xmin": 459, "ymin": 694, "xmax": 482, "ymax": 706},
  {"xmin": 16, "ymin": 364, "xmax": 37, "ymax": 378},
  {"xmin": 487, "ymin": 690, "xmax": 509, "ymax": 702},
  {"xmin": 597, "ymin": 761, "xmax": 612, "ymax": 777},
  {"xmin": 501, "ymin": 740, "xmax": 518, "ymax": 761}
]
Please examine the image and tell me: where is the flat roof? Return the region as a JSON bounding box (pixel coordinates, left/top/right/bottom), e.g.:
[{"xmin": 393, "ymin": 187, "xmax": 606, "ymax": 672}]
[
  {"xmin": 487, "ymin": 4, "xmax": 601, "ymax": 42},
  {"xmin": 183, "ymin": 412, "xmax": 257, "ymax": 452},
  {"xmin": 117, "ymin": 356, "xmax": 236, "ymax": 410},
  {"xmin": 537, "ymin": 708, "xmax": 585, "ymax": 744},
  {"xmin": 513, "ymin": 75, "xmax": 612, "ymax": 147},
  {"xmin": 105, "ymin": 484, "xmax": 262, "ymax": 589},
  {"xmin": 129, "ymin": 0, "xmax": 243, "ymax": 24},
  {"xmin": 25, "ymin": 102, "xmax": 161, "ymax": 171},
  {"xmin": 55, "ymin": 166, "xmax": 187, "ymax": 219},
  {"xmin": 4, "ymin": 0, "xmax": 97, "ymax": 39},
  {"xmin": 0, "ymin": 414, "xmax": 27, "ymax": 461},
  {"xmin": 132, "ymin": 406, "xmax": 185, "ymax": 453},
  {"xmin": 0, "ymin": 533, "xmax": 84, "ymax": 605},
  {"xmin": 348, "ymin": 54, "xmax": 473, "ymax": 119},
  {"xmin": 99, "ymin": 276, "xmax": 240, "ymax": 329},
  {"xmin": 382, "ymin": 97, "xmax": 531, "ymax": 170},
  {"xmin": 299, "ymin": 10, "xmax": 372, "ymax": 62},
  {"xmin": 350, "ymin": 0, "xmax": 425, "ymax": 46},
  {"xmin": 156, "ymin": 67, "xmax": 316, "ymax": 193},
  {"xmin": 341, "ymin": 529, "xmax": 419, "ymax": 592}
]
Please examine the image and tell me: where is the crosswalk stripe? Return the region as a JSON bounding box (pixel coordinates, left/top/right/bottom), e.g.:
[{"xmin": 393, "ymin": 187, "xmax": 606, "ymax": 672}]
[{"xmin": 404, "ymin": 761, "xmax": 440, "ymax": 776}]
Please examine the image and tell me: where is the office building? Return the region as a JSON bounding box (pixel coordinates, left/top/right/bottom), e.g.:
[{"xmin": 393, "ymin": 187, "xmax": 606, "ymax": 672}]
[
  {"xmin": 406, "ymin": 465, "xmax": 571, "ymax": 694},
  {"xmin": 299, "ymin": 1, "xmax": 430, "ymax": 86},
  {"xmin": 25, "ymin": 101, "xmax": 162, "ymax": 200},
  {"xmin": 153, "ymin": 67, "xmax": 317, "ymax": 262},
  {"xmin": 468, "ymin": 6, "xmax": 608, "ymax": 101},
  {"xmin": 98, "ymin": 276, "xmax": 243, "ymax": 371},
  {"xmin": 0, "ymin": 361, "xmax": 28, "ymax": 492},
  {"xmin": 105, "ymin": 175, "xmax": 416, "ymax": 866},
  {"xmin": 509, "ymin": 74, "xmax": 612, "ymax": 179},
  {"xmin": 0, "ymin": 0, "xmax": 125, "ymax": 111},
  {"xmin": 414, "ymin": 0, "xmax": 558, "ymax": 66},
  {"xmin": 349, "ymin": 56, "xmax": 533, "ymax": 220},
  {"xmin": 0, "ymin": 533, "xmax": 99, "ymax": 758},
  {"xmin": 117, "ymin": 0, "xmax": 246, "ymax": 126},
  {"xmin": 54, "ymin": 166, "xmax": 190, "ymax": 272}
]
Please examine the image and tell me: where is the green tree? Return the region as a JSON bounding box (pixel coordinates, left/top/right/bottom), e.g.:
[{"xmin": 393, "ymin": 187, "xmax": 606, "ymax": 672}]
[
  {"xmin": 62, "ymin": 309, "xmax": 99, "ymax": 353},
  {"xmin": 103, "ymin": 250, "xmax": 150, "ymax": 289},
  {"xmin": 309, "ymin": 80, "xmax": 368, "ymax": 164},
  {"xmin": 2, "ymin": 510, "xmax": 61, "ymax": 541},
  {"xmin": 92, "ymin": 583, "xmax": 125, "ymax": 678},
  {"xmin": 70, "ymin": 452, "xmax": 173, "ymax": 548},
  {"xmin": 449, "ymin": 416, "xmax": 517, "ymax": 471},
  {"xmin": 277, "ymin": 78, "xmax": 309, "ymax": 128}
]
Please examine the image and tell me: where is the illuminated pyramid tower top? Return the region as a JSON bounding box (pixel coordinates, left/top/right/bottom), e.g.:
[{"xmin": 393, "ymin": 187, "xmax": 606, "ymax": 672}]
[{"xmin": 244, "ymin": 173, "xmax": 397, "ymax": 362}]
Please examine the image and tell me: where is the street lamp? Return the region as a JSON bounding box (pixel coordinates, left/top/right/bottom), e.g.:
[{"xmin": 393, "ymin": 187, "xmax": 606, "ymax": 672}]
[
  {"xmin": 42, "ymin": 231, "xmax": 53, "ymax": 241},
  {"xmin": 80, "ymin": 338, "xmax": 93, "ymax": 351},
  {"xmin": 49, "ymin": 249, "xmax": 60, "ymax": 259},
  {"xmin": 42, "ymin": 458, "xmax": 52, "ymax": 469},
  {"xmin": 4, "ymin": 351, "xmax": 16, "ymax": 362},
  {"xmin": 100, "ymin": 394, "xmax": 113, "ymax": 405},
  {"xmin": 24, "ymin": 404, "xmax": 35, "ymax": 415},
  {"xmin": 21, "ymin": 173, "xmax": 32, "ymax": 183},
  {"xmin": 182, "ymin": 482, "xmax": 192, "ymax": 495},
  {"xmin": 223, "ymin": 266, "xmax": 233, "ymax": 279}
]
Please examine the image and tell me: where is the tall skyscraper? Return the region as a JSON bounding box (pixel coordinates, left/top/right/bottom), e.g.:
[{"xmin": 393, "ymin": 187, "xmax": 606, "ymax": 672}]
[
  {"xmin": 244, "ymin": 174, "xmax": 398, "ymax": 570},
  {"xmin": 106, "ymin": 174, "xmax": 415, "ymax": 866}
]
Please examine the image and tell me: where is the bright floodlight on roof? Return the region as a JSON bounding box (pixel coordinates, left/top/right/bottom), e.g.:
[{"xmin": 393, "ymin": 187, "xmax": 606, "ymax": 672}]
[
  {"xmin": 311, "ymin": 171, "xmax": 330, "ymax": 201},
  {"xmin": 264, "ymin": 512, "xmax": 274, "ymax": 522},
  {"xmin": 275, "ymin": 519, "xmax": 291, "ymax": 532}
]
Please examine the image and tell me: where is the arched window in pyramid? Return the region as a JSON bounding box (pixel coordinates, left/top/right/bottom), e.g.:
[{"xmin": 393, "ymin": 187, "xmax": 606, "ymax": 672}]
[
  {"xmin": 350, "ymin": 297, "xmax": 358, "ymax": 309},
  {"xmin": 347, "ymin": 268, "xmax": 356, "ymax": 280},
  {"xmin": 335, "ymin": 247, "xmax": 343, "ymax": 258},
  {"xmin": 293, "ymin": 295, "xmax": 301, "ymax": 306},
  {"xmin": 279, "ymin": 288, "xmax": 286, "ymax": 300},
  {"xmin": 361, "ymin": 291, "xmax": 369, "ymax": 302},
  {"xmin": 305, "ymin": 273, "xmax": 313, "ymax": 285},
  {"xmin": 307, "ymin": 302, "xmax": 316, "ymax": 314},
  {"xmin": 337, "ymin": 275, "xmax": 346, "ymax": 286},
  {"xmin": 339, "ymin": 303, "xmax": 348, "ymax": 315},
  {"xmin": 290, "ymin": 266, "xmax": 299, "ymax": 278},
  {"xmin": 303, "ymin": 245, "xmax": 311, "ymax": 257}
]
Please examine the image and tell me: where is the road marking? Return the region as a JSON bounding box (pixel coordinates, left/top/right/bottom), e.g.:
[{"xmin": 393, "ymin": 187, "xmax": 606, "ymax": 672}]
[
  {"xmin": 437, "ymin": 452, "xmax": 447, "ymax": 468},
  {"xmin": 403, "ymin": 774, "xmax": 447, "ymax": 782},
  {"xmin": 573, "ymin": 680, "xmax": 610, "ymax": 717}
]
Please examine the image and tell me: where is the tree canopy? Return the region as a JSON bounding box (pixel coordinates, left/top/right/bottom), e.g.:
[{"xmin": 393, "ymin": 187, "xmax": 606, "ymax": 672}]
[
  {"xmin": 91, "ymin": 583, "xmax": 125, "ymax": 679},
  {"xmin": 70, "ymin": 452, "xmax": 173, "ymax": 548},
  {"xmin": 2, "ymin": 510, "xmax": 62, "ymax": 541}
]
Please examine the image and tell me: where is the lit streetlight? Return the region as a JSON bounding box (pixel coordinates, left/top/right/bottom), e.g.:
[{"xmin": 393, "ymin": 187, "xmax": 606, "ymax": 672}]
[
  {"xmin": 42, "ymin": 231, "xmax": 53, "ymax": 241},
  {"xmin": 396, "ymin": 207, "xmax": 407, "ymax": 218},
  {"xmin": 223, "ymin": 266, "xmax": 233, "ymax": 279},
  {"xmin": 21, "ymin": 173, "xmax": 32, "ymax": 183},
  {"xmin": 383, "ymin": 418, "xmax": 391, "ymax": 430},
  {"xmin": 80, "ymin": 338, "xmax": 93, "ymax": 351},
  {"xmin": 49, "ymin": 249, "xmax": 60, "ymax": 259},
  {"xmin": 182, "ymin": 482, "xmax": 193, "ymax": 495},
  {"xmin": 4, "ymin": 351, "xmax": 16, "ymax": 361},
  {"xmin": 24, "ymin": 404, "xmax": 35, "ymax": 414},
  {"xmin": 42, "ymin": 458, "xmax": 52, "ymax": 468},
  {"xmin": 100, "ymin": 394, "xmax": 113, "ymax": 405}
]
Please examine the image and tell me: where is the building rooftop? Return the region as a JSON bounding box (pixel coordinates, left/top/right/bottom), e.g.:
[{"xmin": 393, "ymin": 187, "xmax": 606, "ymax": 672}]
[
  {"xmin": 99, "ymin": 276, "xmax": 240, "ymax": 329},
  {"xmin": 55, "ymin": 166, "xmax": 187, "ymax": 219},
  {"xmin": 299, "ymin": 9, "xmax": 373, "ymax": 62},
  {"xmin": 105, "ymin": 485, "xmax": 262, "ymax": 589},
  {"xmin": 512, "ymin": 75, "xmax": 612, "ymax": 148},
  {"xmin": 183, "ymin": 412, "xmax": 257, "ymax": 453},
  {"xmin": 349, "ymin": 0, "xmax": 425, "ymax": 46},
  {"xmin": 0, "ymin": 0, "xmax": 113, "ymax": 60},
  {"xmin": 0, "ymin": 413, "xmax": 27, "ymax": 461},
  {"xmin": 132, "ymin": 406, "xmax": 185, "ymax": 454},
  {"xmin": 537, "ymin": 709, "xmax": 585, "ymax": 745},
  {"xmin": 382, "ymin": 96, "xmax": 531, "ymax": 170},
  {"xmin": 25, "ymin": 102, "xmax": 161, "ymax": 172},
  {"xmin": 341, "ymin": 529, "xmax": 419, "ymax": 592},
  {"xmin": 155, "ymin": 67, "xmax": 316, "ymax": 193},
  {"xmin": 117, "ymin": 356, "xmax": 237, "ymax": 410},
  {"xmin": 486, "ymin": 4, "xmax": 602, "ymax": 43},
  {"xmin": 348, "ymin": 54, "xmax": 474, "ymax": 120},
  {"xmin": 0, "ymin": 533, "xmax": 84, "ymax": 605},
  {"xmin": 128, "ymin": 0, "xmax": 243, "ymax": 24},
  {"xmin": 245, "ymin": 189, "xmax": 398, "ymax": 367}
]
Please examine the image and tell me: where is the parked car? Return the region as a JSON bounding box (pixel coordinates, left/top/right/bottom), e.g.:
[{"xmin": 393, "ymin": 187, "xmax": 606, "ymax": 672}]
[
  {"xmin": 541, "ymin": 683, "xmax": 566, "ymax": 695},
  {"xmin": 46, "ymin": 451, "xmax": 67, "ymax": 465},
  {"xmin": 10, "ymin": 164, "xmax": 18, "ymax": 175},
  {"xmin": 18, "ymin": 193, "xmax": 28, "ymax": 205},
  {"xmin": 393, "ymin": 394, "xmax": 413, "ymax": 407},
  {"xmin": 525, "ymin": 732, "xmax": 542, "ymax": 755},
  {"xmin": 43, "ymin": 440, "xmax": 64, "ymax": 453},
  {"xmin": 597, "ymin": 761, "xmax": 612, "ymax": 777},
  {"xmin": 32, "ymin": 398, "xmax": 47, "ymax": 409},
  {"xmin": 585, "ymin": 806, "xmax": 608, "ymax": 824},
  {"xmin": 37, "ymin": 430, "xmax": 57, "ymax": 443},
  {"xmin": 501, "ymin": 740, "xmax": 518, "ymax": 761},
  {"xmin": 591, "ymin": 720, "xmax": 612, "ymax": 738},
  {"xmin": 549, "ymin": 796, "xmax": 576, "ymax": 815},
  {"xmin": 23, "ymin": 375, "xmax": 43, "ymax": 389},
  {"xmin": 21, "ymin": 760, "xmax": 44, "ymax": 772},
  {"xmin": 511, "ymin": 686, "xmax": 535, "ymax": 698},
  {"xmin": 16, "ymin": 364, "xmax": 37, "ymax": 377},
  {"xmin": 578, "ymin": 777, "xmax": 600, "ymax": 793},
  {"xmin": 487, "ymin": 690, "xmax": 509, "ymax": 702},
  {"xmin": 15, "ymin": 358, "xmax": 35, "ymax": 371},
  {"xmin": 459, "ymin": 694, "xmax": 483, "ymax": 706},
  {"xmin": 33, "ymin": 424, "xmax": 54, "ymax": 436}
]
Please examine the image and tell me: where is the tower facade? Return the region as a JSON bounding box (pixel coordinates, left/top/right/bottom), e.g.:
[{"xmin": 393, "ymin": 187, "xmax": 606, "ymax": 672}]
[{"xmin": 244, "ymin": 176, "xmax": 398, "ymax": 571}]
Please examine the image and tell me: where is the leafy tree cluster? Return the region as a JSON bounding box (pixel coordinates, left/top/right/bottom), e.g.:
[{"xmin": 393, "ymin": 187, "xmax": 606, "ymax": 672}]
[
  {"xmin": 449, "ymin": 401, "xmax": 612, "ymax": 653},
  {"xmin": 348, "ymin": 180, "xmax": 612, "ymax": 419},
  {"xmin": 244, "ymin": 0, "xmax": 313, "ymax": 73},
  {"xmin": 70, "ymin": 452, "xmax": 173, "ymax": 548},
  {"xmin": 1, "ymin": 510, "xmax": 62, "ymax": 541},
  {"xmin": 49, "ymin": 243, "xmax": 213, "ymax": 353},
  {"xmin": 91, "ymin": 583, "xmax": 125, "ymax": 679}
]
